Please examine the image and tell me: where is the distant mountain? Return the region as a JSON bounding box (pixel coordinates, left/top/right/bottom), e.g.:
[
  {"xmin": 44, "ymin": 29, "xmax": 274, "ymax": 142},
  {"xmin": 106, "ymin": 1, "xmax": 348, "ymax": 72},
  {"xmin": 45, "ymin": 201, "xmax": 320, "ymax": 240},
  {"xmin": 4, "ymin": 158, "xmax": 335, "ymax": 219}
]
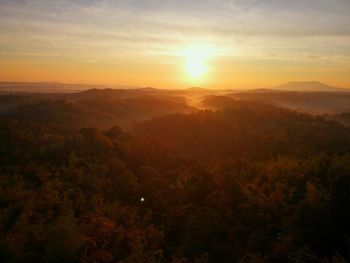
[
  {"xmin": 271, "ymin": 81, "xmax": 348, "ymax": 92},
  {"xmin": 0, "ymin": 82, "xmax": 105, "ymax": 93}
]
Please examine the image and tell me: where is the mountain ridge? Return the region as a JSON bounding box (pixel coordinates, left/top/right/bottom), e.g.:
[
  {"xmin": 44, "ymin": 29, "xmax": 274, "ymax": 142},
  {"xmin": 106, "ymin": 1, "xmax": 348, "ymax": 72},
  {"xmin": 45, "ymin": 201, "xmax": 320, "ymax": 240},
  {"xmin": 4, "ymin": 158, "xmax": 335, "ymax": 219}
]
[{"xmin": 271, "ymin": 81, "xmax": 348, "ymax": 92}]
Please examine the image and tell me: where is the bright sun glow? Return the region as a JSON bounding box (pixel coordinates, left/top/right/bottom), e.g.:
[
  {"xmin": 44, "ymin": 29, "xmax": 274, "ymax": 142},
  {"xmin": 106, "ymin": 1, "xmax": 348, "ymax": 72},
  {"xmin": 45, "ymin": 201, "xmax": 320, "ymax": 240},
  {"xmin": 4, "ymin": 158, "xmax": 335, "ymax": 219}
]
[{"xmin": 183, "ymin": 44, "xmax": 213, "ymax": 79}]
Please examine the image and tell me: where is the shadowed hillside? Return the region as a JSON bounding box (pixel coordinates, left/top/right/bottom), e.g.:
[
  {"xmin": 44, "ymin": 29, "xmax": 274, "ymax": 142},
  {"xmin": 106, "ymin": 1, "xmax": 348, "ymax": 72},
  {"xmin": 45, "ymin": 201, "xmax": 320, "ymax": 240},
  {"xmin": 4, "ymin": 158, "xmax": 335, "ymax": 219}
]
[
  {"xmin": 133, "ymin": 104, "xmax": 350, "ymax": 163},
  {"xmin": 4, "ymin": 95, "xmax": 194, "ymax": 130},
  {"xmin": 2, "ymin": 95, "xmax": 350, "ymax": 262}
]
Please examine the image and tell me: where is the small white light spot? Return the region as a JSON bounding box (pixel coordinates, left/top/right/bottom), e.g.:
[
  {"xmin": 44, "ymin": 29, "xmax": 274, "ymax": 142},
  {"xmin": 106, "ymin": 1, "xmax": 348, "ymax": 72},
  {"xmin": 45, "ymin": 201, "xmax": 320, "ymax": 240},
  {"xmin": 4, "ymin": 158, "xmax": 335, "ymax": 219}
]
[{"xmin": 140, "ymin": 197, "xmax": 145, "ymax": 202}]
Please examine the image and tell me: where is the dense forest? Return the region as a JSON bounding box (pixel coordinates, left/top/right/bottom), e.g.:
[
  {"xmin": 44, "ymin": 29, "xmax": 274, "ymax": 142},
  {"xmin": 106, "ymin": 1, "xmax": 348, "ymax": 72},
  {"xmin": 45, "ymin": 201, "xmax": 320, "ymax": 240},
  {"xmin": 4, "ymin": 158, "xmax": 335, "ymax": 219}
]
[{"xmin": 1, "ymin": 89, "xmax": 350, "ymax": 262}]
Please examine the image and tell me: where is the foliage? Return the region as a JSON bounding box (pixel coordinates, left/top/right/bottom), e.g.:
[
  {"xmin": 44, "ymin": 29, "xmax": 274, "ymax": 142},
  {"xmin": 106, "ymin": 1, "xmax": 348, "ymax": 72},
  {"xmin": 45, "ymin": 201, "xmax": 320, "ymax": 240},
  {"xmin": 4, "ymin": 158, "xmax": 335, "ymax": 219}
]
[{"xmin": 1, "ymin": 100, "xmax": 350, "ymax": 262}]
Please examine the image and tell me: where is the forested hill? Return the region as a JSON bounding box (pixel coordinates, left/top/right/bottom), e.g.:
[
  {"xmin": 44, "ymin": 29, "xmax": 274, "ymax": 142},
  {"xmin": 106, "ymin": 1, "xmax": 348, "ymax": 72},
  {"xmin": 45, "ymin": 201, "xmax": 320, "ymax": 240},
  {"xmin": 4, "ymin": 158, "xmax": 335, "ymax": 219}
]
[
  {"xmin": 2, "ymin": 95, "xmax": 194, "ymax": 130},
  {"xmin": 133, "ymin": 104, "xmax": 350, "ymax": 162},
  {"xmin": 2, "ymin": 94, "xmax": 350, "ymax": 262}
]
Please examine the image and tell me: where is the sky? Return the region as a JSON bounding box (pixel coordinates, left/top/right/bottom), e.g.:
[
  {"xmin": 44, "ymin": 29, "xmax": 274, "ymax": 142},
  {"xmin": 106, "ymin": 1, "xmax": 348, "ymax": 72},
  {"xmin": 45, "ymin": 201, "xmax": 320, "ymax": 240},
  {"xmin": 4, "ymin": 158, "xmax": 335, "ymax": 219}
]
[{"xmin": 0, "ymin": 0, "xmax": 349, "ymax": 89}]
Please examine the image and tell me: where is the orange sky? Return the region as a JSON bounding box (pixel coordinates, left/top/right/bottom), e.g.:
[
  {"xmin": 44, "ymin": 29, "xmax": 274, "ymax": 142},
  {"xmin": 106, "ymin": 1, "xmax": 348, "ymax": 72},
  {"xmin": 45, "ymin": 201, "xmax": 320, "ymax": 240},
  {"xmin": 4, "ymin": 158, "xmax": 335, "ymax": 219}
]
[{"xmin": 1, "ymin": 0, "xmax": 349, "ymax": 89}]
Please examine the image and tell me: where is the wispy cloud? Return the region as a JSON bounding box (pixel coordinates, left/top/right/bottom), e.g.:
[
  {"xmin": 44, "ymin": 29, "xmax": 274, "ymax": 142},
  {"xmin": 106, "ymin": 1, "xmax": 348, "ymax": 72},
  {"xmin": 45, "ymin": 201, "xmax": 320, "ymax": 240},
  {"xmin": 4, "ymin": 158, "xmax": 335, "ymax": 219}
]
[{"xmin": 0, "ymin": 0, "xmax": 349, "ymax": 86}]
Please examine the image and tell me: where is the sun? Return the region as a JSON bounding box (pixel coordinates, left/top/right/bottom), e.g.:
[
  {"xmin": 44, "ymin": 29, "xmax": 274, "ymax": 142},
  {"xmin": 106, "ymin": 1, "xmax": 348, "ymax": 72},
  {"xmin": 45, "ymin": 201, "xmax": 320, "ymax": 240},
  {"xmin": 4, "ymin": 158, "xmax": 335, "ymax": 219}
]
[{"xmin": 183, "ymin": 44, "xmax": 212, "ymax": 79}]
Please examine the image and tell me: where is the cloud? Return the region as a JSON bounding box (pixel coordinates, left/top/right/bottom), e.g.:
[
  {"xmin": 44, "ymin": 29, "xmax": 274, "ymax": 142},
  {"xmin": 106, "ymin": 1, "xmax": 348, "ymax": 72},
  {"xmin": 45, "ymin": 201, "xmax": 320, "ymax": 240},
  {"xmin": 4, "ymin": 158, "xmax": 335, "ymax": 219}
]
[{"xmin": 0, "ymin": 0, "xmax": 349, "ymax": 65}]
